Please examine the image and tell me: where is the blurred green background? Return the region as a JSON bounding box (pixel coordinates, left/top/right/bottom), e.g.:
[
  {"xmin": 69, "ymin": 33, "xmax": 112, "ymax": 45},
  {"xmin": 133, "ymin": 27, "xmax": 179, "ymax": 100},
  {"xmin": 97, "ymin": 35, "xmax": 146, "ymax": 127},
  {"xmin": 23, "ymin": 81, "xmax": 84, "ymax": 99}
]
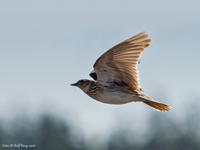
[{"xmin": 0, "ymin": 0, "xmax": 200, "ymax": 149}]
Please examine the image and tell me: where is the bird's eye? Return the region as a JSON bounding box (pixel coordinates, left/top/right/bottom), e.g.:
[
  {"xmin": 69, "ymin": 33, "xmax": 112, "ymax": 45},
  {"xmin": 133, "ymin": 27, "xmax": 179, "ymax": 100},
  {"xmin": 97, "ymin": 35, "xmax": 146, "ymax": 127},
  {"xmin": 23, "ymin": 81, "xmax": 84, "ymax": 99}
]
[{"xmin": 79, "ymin": 80, "xmax": 84, "ymax": 84}]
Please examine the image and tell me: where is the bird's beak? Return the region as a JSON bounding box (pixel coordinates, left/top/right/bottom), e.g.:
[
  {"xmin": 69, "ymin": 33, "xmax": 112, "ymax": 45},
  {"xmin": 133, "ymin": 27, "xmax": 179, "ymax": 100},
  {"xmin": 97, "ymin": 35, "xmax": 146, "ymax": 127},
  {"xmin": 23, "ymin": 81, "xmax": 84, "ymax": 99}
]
[{"xmin": 70, "ymin": 83, "xmax": 77, "ymax": 86}]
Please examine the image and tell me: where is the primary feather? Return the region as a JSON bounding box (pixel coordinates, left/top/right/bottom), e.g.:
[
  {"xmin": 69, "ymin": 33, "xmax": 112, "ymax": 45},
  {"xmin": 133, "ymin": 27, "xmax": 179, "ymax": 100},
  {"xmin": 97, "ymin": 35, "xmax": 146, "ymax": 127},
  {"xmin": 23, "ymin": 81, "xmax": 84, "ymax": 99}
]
[{"xmin": 93, "ymin": 32, "xmax": 151, "ymax": 91}]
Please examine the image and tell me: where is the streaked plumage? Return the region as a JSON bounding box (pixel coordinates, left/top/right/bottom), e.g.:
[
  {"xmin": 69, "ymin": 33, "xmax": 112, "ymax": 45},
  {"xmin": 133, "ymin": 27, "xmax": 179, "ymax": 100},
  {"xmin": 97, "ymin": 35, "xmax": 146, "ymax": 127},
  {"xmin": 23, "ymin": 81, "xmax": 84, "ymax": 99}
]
[{"xmin": 71, "ymin": 32, "xmax": 171, "ymax": 111}]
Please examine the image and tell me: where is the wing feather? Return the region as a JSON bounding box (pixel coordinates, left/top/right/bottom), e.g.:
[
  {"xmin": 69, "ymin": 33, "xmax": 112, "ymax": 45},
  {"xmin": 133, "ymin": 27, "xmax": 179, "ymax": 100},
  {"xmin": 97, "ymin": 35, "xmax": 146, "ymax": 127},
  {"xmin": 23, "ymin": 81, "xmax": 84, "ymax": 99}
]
[{"xmin": 93, "ymin": 32, "xmax": 151, "ymax": 91}]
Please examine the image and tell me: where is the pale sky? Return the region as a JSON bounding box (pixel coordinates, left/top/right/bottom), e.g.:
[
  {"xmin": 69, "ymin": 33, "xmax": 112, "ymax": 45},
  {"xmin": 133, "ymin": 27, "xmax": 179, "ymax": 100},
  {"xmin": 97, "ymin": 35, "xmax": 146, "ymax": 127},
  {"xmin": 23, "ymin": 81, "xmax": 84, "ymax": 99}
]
[{"xmin": 0, "ymin": 0, "xmax": 200, "ymax": 140}]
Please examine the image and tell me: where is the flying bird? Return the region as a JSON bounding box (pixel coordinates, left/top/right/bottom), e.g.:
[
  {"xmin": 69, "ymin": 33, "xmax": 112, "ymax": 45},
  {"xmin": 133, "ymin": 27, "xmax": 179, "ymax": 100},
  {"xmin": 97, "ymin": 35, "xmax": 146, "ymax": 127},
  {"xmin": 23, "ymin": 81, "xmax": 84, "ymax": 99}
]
[{"xmin": 71, "ymin": 32, "xmax": 171, "ymax": 111}]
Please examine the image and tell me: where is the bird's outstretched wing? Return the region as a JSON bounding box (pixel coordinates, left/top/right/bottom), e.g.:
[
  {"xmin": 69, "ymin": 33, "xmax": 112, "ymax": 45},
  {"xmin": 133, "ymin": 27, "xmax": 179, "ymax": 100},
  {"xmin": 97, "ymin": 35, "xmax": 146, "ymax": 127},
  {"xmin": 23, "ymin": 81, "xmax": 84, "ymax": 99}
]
[{"xmin": 93, "ymin": 32, "xmax": 151, "ymax": 91}]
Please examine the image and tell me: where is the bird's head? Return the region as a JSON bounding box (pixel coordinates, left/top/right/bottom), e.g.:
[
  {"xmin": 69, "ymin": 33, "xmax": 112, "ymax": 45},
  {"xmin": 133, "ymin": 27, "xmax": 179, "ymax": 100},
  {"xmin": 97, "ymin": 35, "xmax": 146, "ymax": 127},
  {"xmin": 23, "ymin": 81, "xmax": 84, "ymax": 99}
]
[{"xmin": 71, "ymin": 79, "xmax": 90, "ymax": 92}]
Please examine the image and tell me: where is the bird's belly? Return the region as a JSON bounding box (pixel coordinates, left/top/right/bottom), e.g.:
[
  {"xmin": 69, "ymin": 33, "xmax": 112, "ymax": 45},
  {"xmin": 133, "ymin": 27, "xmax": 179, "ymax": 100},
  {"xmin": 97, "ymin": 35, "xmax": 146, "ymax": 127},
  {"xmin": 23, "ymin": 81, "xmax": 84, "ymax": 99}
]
[{"xmin": 97, "ymin": 91, "xmax": 135, "ymax": 104}]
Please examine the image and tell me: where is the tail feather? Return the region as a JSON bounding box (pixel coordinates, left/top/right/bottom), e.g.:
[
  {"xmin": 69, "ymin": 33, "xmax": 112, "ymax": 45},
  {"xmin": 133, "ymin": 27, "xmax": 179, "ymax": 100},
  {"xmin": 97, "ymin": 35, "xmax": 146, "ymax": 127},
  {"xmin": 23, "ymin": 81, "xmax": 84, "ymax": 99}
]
[
  {"xmin": 142, "ymin": 101, "xmax": 171, "ymax": 112},
  {"xmin": 137, "ymin": 93, "xmax": 171, "ymax": 112}
]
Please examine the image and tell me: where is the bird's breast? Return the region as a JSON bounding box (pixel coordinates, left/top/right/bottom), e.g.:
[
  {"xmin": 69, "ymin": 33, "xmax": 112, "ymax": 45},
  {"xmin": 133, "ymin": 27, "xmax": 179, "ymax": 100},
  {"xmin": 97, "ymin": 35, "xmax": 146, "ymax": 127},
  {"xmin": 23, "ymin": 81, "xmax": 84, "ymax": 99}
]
[{"xmin": 97, "ymin": 91, "xmax": 135, "ymax": 104}]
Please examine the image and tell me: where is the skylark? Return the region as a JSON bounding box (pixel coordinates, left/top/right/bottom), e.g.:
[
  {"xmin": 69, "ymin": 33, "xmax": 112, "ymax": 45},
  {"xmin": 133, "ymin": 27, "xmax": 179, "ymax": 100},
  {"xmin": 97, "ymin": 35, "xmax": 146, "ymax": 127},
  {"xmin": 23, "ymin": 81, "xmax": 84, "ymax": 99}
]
[{"xmin": 71, "ymin": 32, "xmax": 171, "ymax": 111}]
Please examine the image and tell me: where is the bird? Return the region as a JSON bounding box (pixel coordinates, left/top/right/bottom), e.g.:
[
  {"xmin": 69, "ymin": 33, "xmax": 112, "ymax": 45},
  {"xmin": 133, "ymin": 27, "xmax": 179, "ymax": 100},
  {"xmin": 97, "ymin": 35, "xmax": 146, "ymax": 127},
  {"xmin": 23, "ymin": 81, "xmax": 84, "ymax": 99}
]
[{"xmin": 71, "ymin": 32, "xmax": 171, "ymax": 111}]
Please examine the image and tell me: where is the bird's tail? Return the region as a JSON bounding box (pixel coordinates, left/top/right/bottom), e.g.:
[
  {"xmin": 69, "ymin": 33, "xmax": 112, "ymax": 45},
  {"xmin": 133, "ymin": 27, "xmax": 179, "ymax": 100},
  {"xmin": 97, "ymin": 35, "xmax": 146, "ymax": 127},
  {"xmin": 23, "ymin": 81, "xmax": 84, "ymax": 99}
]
[
  {"xmin": 137, "ymin": 94, "xmax": 171, "ymax": 111},
  {"xmin": 142, "ymin": 100, "xmax": 170, "ymax": 111}
]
